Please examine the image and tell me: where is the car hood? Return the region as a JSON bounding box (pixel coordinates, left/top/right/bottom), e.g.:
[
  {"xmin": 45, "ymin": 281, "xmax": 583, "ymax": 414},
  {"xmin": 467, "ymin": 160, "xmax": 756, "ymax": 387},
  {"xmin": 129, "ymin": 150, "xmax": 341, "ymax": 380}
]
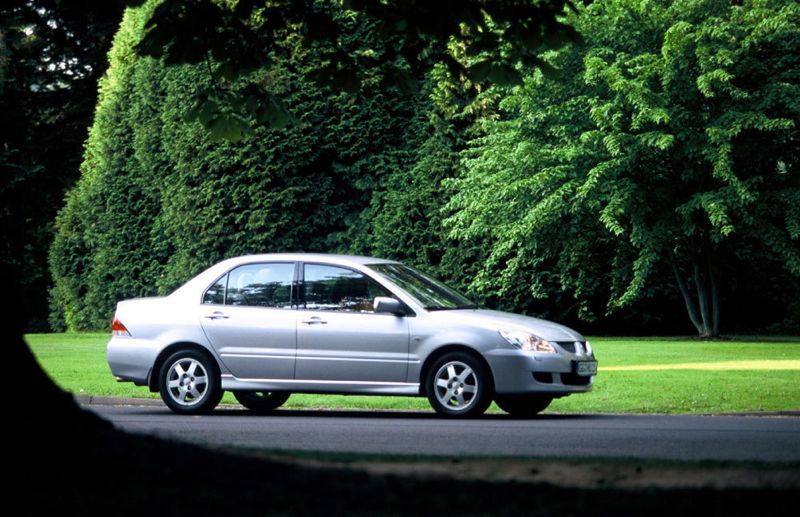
[{"xmin": 426, "ymin": 309, "xmax": 585, "ymax": 342}]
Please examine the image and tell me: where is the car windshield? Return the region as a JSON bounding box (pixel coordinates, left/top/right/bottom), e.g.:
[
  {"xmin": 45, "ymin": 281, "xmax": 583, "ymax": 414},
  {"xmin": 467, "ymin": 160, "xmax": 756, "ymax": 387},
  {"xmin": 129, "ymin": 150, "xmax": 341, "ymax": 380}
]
[{"xmin": 368, "ymin": 263, "xmax": 478, "ymax": 311}]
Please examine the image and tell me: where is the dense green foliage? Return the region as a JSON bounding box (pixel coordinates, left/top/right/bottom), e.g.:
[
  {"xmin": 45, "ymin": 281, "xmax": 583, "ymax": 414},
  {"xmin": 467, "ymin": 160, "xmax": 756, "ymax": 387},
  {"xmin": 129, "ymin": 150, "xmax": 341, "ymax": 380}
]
[
  {"xmin": 131, "ymin": 0, "xmax": 576, "ymax": 140},
  {"xmin": 448, "ymin": 0, "xmax": 800, "ymax": 336},
  {"xmin": 49, "ymin": 1, "xmax": 444, "ymax": 329},
  {"xmin": 50, "ymin": 0, "xmax": 800, "ymax": 335}
]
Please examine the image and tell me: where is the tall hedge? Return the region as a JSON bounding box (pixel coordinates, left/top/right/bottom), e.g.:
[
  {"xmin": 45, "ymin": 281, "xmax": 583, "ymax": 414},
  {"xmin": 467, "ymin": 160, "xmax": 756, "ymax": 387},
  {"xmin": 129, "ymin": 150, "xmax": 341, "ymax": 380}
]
[{"xmin": 49, "ymin": 1, "xmax": 447, "ymax": 330}]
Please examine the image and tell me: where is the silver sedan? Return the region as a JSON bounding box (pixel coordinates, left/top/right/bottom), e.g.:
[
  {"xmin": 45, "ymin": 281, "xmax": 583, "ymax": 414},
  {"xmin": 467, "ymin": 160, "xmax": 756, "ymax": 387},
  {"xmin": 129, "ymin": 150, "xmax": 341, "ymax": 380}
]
[{"xmin": 107, "ymin": 254, "xmax": 597, "ymax": 417}]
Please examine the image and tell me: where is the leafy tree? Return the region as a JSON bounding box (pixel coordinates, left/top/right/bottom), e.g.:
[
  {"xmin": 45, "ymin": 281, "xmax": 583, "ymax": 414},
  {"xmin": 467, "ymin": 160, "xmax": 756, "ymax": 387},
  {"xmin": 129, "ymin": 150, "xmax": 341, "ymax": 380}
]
[
  {"xmin": 448, "ymin": 0, "xmax": 800, "ymax": 337},
  {"xmin": 130, "ymin": 0, "xmax": 578, "ymax": 140}
]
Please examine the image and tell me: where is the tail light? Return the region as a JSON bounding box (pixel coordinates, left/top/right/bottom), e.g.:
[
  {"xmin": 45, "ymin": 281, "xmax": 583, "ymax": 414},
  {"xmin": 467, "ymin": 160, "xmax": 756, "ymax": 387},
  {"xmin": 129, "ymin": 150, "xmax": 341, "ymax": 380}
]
[{"xmin": 112, "ymin": 317, "xmax": 131, "ymax": 336}]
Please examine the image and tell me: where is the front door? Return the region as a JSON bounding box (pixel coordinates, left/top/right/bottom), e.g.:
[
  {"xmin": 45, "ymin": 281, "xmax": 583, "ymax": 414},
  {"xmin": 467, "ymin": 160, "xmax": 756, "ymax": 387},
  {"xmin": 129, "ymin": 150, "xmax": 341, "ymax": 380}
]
[
  {"xmin": 295, "ymin": 263, "xmax": 410, "ymax": 382},
  {"xmin": 200, "ymin": 262, "xmax": 297, "ymax": 380}
]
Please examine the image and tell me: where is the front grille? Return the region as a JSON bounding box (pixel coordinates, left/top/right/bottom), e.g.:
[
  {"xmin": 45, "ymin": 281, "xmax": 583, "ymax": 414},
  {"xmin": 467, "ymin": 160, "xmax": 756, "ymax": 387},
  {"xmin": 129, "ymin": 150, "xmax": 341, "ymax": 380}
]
[
  {"xmin": 557, "ymin": 341, "xmax": 592, "ymax": 355},
  {"xmin": 556, "ymin": 341, "xmax": 580, "ymax": 353},
  {"xmin": 532, "ymin": 372, "xmax": 553, "ymax": 384},
  {"xmin": 560, "ymin": 373, "xmax": 592, "ymax": 386}
]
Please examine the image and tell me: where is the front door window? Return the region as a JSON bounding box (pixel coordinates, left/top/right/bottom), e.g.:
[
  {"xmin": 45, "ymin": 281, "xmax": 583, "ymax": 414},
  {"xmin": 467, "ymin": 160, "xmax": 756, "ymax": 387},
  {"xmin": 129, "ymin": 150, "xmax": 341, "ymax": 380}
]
[{"xmin": 302, "ymin": 264, "xmax": 390, "ymax": 312}]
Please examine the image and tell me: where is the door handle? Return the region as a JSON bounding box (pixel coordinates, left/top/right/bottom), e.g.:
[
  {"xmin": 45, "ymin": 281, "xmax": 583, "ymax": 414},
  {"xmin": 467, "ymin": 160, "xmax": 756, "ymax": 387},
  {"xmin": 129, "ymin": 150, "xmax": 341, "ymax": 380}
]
[
  {"xmin": 301, "ymin": 316, "xmax": 327, "ymax": 325},
  {"xmin": 204, "ymin": 311, "xmax": 229, "ymax": 320}
]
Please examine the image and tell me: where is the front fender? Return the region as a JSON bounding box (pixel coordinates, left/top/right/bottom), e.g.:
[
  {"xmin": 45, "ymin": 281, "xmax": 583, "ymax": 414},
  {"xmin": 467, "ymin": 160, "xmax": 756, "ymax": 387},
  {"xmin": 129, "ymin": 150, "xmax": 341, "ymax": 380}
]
[{"xmin": 407, "ymin": 326, "xmax": 510, "ymax": 384}]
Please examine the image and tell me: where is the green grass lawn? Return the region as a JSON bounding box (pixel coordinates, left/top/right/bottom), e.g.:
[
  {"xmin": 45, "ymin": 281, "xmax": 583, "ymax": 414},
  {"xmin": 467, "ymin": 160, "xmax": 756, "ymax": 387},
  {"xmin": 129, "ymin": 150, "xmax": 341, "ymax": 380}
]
[{"xmin": 26, "ymin": 333, "xmax": 800, "ymax": 414}]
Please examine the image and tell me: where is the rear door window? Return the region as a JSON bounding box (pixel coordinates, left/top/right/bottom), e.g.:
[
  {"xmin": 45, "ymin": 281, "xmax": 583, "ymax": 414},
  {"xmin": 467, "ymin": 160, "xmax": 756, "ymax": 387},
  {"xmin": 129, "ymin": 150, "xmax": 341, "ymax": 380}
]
[{"xmin": 203, "ymin": 263, "xmax": 295, "ymax": 308}]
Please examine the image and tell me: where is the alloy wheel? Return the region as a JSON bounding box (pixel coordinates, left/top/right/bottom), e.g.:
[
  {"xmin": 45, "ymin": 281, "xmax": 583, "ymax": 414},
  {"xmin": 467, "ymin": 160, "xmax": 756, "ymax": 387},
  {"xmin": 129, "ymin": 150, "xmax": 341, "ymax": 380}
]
[
  {"xmin": 433, "ymin": 360, "xmax": 479, "ymax": 411},
  {"xmin": 165, "ymin": 357, "xmax": 209, "ymax": 407}
]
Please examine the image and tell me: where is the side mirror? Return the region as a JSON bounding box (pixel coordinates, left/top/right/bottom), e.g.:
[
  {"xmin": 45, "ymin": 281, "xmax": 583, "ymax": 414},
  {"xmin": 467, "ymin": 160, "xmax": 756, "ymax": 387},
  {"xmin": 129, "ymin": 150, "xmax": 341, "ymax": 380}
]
[{"xmin": 373, "ymin": 296, "xmax": 404, "ymax": 315}]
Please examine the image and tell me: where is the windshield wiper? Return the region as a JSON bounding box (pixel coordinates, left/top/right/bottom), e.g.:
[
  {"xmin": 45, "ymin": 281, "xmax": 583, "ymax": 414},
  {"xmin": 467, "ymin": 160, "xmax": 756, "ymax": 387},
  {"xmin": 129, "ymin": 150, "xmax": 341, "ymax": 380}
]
[{"xmin": 425, "ymin": 305, "xmax": 450, "ymax": 311}]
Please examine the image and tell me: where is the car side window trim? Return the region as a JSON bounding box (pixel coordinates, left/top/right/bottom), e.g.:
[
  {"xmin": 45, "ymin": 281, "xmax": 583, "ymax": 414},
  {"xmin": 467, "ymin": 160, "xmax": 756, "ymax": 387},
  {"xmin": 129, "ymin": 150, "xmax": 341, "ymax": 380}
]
[
  {"xmin": 292, "ymin": 261, "xmax": 302, "ymax": 309},
  {"xmin": 223, "ymin": 269, "xmax": 232, "ymax": 305},
  {"xmin": 201, "ymin": 273, "xmax": 227, "ymax": 305}
]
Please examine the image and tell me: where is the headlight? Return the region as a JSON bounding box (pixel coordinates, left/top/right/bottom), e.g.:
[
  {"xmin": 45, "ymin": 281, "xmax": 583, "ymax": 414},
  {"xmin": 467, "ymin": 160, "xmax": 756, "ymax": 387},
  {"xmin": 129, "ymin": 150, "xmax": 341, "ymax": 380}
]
[
  {"xmin": 498, "ymin": 330, "xmax": 556, "ymax": 353},
  {"xmin": 585, "ymin": 340, "xmax": 593, "ymax": 356}
]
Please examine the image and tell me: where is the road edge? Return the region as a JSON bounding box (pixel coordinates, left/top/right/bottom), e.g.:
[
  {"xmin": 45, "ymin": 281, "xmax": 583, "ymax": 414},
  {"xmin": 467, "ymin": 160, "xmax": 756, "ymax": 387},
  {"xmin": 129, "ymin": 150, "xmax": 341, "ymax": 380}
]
[{"xmin": 74, "ymin": 395, "xmax": 800, "ymax": 417}]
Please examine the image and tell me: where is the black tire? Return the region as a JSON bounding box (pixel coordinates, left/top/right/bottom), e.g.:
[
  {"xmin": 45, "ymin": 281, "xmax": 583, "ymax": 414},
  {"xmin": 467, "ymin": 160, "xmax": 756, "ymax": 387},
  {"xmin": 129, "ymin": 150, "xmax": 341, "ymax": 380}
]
[
  {"xmin": 425, "ymin": 351, "xmax": 493, "ymax": 418},
  {"xmin": 233, "ymin": 391, "xmax": 291, "ymax": 413},
  {"xmin": 494, "ymin": 394, "xmax": 552, "ymax": 418},
  {"xmin": 158, "ymin": 348, "xmax": 223, "ymax": 415}
]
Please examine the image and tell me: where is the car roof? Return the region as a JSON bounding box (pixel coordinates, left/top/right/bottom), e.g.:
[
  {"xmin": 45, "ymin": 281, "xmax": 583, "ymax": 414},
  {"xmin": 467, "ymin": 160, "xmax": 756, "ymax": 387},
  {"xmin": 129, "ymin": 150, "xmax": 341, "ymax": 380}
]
[{"xmin": 222, "ymin": 253, "xmax": 400, "ymax": 267}]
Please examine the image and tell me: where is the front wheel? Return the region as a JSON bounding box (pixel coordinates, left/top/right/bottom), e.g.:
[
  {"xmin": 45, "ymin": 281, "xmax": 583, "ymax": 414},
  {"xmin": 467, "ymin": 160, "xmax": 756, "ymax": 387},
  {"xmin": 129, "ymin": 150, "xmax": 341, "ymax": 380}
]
[
  {"xmin": 425, "ymin": 352, "xmax": 493, "ymax": 418},
  {"xmin": 233, "ymin": 391, "xmax": 290, "ymax": 413},
  {"xmin": 494, "ymin": 394, "xmax": 552, "ymax": 418},
  {"xmin": 159, "ymin": 349, "xmax": 222, "ymax": 415}
]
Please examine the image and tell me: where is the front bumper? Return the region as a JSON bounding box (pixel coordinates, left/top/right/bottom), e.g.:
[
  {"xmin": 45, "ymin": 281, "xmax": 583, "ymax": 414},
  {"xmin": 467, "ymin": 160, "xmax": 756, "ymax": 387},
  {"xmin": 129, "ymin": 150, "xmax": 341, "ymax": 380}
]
[{"xmin": 485, "ymin": 348, "xmax": 596, "ymax": 395}]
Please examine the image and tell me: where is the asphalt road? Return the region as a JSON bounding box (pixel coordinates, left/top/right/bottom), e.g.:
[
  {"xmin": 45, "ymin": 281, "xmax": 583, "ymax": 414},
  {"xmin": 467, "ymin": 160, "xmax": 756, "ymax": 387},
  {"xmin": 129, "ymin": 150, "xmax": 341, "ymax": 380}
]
[{"xmin": 90, "ymin": 405, "xmax": 800, "ymax": 463}]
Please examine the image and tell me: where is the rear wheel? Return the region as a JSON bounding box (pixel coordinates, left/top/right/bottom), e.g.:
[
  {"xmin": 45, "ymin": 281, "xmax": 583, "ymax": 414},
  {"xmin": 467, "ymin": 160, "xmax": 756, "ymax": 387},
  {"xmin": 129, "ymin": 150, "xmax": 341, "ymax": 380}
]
[
  {"xmin": 494, "ymin": 394, "xmax": 552, "ymax": 418},
  {"xmin": 425, "ymin": 352, "xmax": 493, "ymax": 418},
  {"xmin": 233, "ymin": 391, "xmax": 290, "ymax": 413},
  {"xmin": 159, "ymin": 349, "xmax": 222, "ymax": 414}
]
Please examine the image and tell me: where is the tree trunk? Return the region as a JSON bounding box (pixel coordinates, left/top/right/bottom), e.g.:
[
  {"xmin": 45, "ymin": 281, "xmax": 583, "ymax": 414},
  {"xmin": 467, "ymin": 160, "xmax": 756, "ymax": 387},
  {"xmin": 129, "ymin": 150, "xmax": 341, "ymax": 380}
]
[
  {"xmin": 670, "ymin": 255, "xmax": 704, "ymax": 335},
  {"xmin": 670, "ymin": 250, "xmax": 720, "ymax": 338},
  {"xmin": 693, "ymin": 261, "xmax": 712, "ymax": 337},
  {"xmin": 709, "ymin": 256, "xmax": 720, "ymax": 336}
]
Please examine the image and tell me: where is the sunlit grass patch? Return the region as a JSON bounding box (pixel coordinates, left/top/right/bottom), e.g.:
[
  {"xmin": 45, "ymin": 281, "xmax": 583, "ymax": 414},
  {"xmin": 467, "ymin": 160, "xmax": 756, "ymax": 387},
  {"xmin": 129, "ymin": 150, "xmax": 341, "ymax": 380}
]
[
  {"xmin": 25, "ymin": 333, "xmax": 800, "ymax": 414},
  {"xmin": 603, "ymin": 360, "xmax": 800, "ymax": 371}
]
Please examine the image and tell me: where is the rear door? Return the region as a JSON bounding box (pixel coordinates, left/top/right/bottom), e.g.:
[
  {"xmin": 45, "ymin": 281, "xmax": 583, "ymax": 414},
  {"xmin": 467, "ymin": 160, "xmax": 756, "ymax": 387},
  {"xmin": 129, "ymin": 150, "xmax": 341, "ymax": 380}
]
[
  {"xmin": 295, "ymin": 263, "xmax": 410, "ymax": 382},
  {"xmin": 200, "ymin": 262, "xmax": 297, "ymax": 380}
]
